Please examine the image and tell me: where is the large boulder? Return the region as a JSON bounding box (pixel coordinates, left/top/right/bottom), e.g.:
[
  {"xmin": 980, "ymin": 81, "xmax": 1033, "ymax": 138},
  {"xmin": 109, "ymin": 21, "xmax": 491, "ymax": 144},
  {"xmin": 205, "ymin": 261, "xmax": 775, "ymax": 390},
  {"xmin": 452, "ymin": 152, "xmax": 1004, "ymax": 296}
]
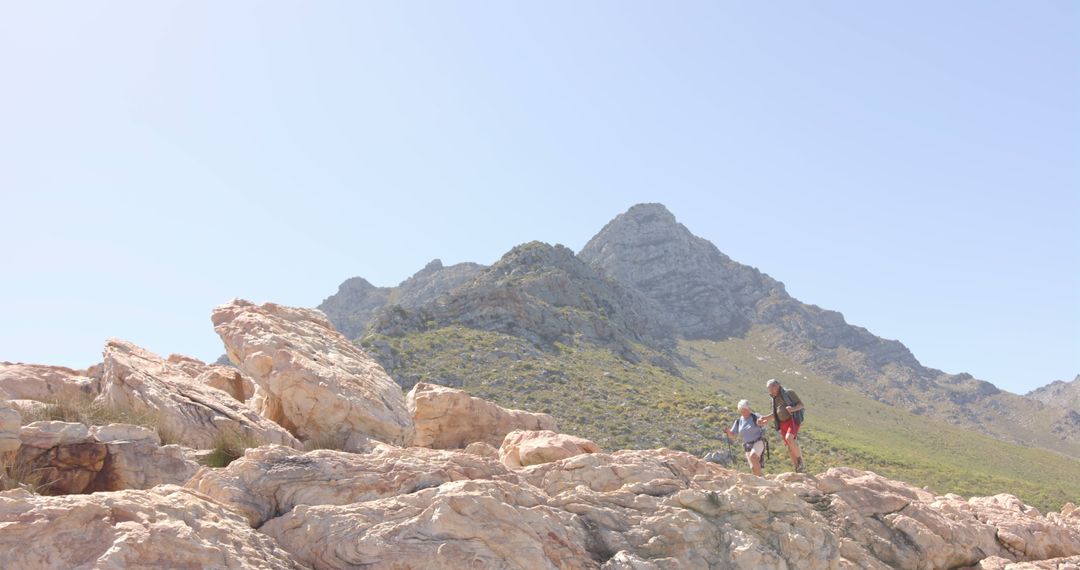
[
  {"xmin": 0, "ymin": 485, "xmax": 302, "ymax": 569},
  {"xmin": 91, "ymin": 423, "xmax": 200, "ymax": 492},
  {"xmin": 13, "ymin": 421, "xmax": 199, "ymax": 494},
  {"xmin": 186, "ymin": 443, "xmax": 517, "ymax": 527},
  {"xmin": 95, "ymin": 339, "xmax": 300, "ymax": 450},
  {"xmin": 211, "ymin": 299, "xmax": 412, "ymax": 446},
  {"xmin": 0, "ymin": 362, "xmax": 99, "ymax": 402},
  {"xmin": 407, "ymin": 382, "xmax": 557, "ymax": 449},
  {"xmin": 499, "ymin": 429, "xmax": 599, "ymax": 469},
  {"xmin": 15, "ymin": 422, "xmax": 105, "ymax": 494}
]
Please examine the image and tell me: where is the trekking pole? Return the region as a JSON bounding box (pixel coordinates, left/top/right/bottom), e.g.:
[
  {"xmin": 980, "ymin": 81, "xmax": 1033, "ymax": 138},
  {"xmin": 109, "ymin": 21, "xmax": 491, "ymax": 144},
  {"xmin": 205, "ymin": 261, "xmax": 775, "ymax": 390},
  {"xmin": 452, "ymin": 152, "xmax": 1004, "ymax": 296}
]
[{"xmin": 727, "ymin": 435, "xmax": 740, "ymax": 473}]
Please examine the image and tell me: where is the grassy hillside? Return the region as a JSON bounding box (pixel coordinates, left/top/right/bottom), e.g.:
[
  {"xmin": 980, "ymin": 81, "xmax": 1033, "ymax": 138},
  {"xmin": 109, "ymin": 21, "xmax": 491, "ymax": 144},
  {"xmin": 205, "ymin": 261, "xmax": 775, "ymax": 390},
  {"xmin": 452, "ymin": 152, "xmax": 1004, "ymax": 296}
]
[
  {"xmin": 363, "ymin": 325, "xmax": 1080, "ymax": 512},
  {"xmin": 364, "ymin": 326, "xmax": 738, "ymax": 454},
  {"xmin": 681, "ymin": 330, "xmax": 1080, "ymax": 512},
  {"xmin": 750, "ymin": 326, "xmax": 1080, "ymax": 459}
]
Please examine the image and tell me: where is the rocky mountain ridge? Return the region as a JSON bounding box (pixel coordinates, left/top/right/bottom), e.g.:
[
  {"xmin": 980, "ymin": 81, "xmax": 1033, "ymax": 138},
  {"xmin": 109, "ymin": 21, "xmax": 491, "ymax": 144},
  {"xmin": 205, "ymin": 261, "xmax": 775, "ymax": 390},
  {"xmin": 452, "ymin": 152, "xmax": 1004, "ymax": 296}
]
[
  {"xmin": 364, "ymin": 242, "xmax": 679, "ymax": 375},
  {"xmin": 319, "ymin": 259, "xmax": 484, "ymax": 340},
  {"xmin": 1028, "ymin": 375, "xmax": 1080, "ymax": 410}
]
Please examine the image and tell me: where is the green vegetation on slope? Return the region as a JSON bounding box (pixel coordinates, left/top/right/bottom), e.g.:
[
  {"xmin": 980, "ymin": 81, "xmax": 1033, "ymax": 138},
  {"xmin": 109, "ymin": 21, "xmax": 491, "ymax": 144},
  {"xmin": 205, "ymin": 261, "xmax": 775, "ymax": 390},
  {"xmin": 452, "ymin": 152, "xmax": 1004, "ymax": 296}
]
[
  {"xmin": 364, "ymin": 326, "xmax": 739, "ymax": 454},
  {"xmin": 681, "ymin": 330, "xmax": 1080, "ymax": 512},
  {"xmin": 367, "ymin": 327, "xmax": 907, "ymax": 476},
  {"xmin": 750, "ymin": 325, "xmax": 1080, "ymax": 459},
  {"xmin": 364, "ymin": 325, "xmax": 1080, "ymax": 512}
]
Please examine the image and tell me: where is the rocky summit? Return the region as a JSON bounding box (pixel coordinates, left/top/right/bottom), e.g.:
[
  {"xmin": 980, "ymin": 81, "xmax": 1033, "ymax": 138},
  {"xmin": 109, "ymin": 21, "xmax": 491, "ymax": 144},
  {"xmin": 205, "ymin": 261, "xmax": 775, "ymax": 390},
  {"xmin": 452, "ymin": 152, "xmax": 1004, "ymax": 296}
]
[
  {"xmin": 1, "ymin": 298, "xmax": 1079, "ymax": 569},
  {"xmin": 580, "ymin": 203, "xmax": 785, "ymax": 340}
]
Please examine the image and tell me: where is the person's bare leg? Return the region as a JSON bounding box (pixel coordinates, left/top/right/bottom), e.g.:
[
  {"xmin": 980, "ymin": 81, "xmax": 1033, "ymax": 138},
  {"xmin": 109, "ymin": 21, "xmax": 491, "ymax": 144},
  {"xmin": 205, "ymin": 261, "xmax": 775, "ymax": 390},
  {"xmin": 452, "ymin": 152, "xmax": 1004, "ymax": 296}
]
[
  {"xmin": 785, "ymin": 434, "xmax": 803, "ymax": 470},
  {"xmin": 748, "ymin": 453, "xmax": 762, "ymax": 476},
  {"xmin": 784, "ymin": 433, "xmax": 801, "ymax": 468}
]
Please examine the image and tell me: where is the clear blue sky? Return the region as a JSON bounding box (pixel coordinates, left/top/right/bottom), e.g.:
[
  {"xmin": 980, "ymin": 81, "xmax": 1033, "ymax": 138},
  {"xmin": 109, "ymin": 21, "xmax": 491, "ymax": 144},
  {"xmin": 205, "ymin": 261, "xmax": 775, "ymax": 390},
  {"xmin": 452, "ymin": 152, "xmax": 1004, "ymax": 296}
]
[{"xmin": 1, "ymin": 2, "xmax": 1076, "ymax": 393}]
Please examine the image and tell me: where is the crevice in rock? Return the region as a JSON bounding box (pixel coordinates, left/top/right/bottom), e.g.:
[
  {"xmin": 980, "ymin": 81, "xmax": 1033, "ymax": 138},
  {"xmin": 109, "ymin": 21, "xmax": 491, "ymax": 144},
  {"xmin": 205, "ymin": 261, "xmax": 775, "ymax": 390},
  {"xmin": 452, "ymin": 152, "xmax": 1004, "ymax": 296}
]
[{"xmin": 579, "ymin": 517, "xmax": 618, "ymax": 564}]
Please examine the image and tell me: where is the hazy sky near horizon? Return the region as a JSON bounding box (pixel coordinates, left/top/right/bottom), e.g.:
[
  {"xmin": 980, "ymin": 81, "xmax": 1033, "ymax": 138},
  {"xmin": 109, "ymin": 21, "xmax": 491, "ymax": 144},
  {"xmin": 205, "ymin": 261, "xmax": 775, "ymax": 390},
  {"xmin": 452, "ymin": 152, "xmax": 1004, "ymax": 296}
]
[{"xmin": 1, "ymin": 2, "xmax": 1076, "ymax": 393}]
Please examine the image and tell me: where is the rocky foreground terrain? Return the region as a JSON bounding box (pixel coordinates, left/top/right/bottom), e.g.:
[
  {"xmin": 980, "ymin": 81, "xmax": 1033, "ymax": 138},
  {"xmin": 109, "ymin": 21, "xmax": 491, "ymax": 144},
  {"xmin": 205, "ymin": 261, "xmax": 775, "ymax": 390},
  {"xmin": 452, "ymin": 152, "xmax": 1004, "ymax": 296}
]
[{"xmin": 2, "ymin": 299, "xmax": 1079, "ymax": 569}]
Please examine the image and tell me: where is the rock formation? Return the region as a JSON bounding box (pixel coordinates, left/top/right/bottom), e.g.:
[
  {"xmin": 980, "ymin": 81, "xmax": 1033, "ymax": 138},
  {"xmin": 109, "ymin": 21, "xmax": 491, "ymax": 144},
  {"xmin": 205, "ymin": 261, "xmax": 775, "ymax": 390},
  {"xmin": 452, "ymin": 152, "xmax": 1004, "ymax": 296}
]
[
  {"xmin": 0, "ymin": 485, "xmax": 302, "ymax": 569},
  {"xmin": 407, "ymin": 382, "xmax": 557, "ymax": 449},
  {"xmin": 0, "ymin": 362, "xmax": 100, "ymax": 403},
  {"xmin": 176, "ymin": 441, "xmax": 1080, "ymax": 569},
  {"xmin": 261, "ymin": 479, "xmax": 592, "ymax": 569},
  {"xmin": 14, "ymin": 421, "xmax": 105, "ymax": 494},
  {"xmin": 13, "ymin": 421, "xmax": 199, "ymax": 494},
  {"xmin": 212, "ymin": 299, "xmax": 413, "ymax": 446},
  {"xmin": 779, "ymin": 468, "xmax": 1080, "ymax": 568},
  {"xmin": 499, "ymin": 428, "xmax": 600, "ymax": 469},
  {"xmin": 185, "ymin": 443, "xmax": 519, "ymax": 527},
  {"xmin": 95, "ymin": 339, "xmax": 300, "ymax": 450},
  {"xmin": 90, "ymin": 423, "xmax": 201, "ymax": 492}
]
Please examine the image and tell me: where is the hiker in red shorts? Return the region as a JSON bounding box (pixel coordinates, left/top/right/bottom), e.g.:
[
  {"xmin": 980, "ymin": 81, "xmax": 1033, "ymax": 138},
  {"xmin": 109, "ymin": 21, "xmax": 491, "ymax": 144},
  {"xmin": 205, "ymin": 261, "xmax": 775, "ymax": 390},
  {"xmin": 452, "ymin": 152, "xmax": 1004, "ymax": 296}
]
[{"xmin": 757, "ymin": 378, "xmax": 806, "ymax": 473}]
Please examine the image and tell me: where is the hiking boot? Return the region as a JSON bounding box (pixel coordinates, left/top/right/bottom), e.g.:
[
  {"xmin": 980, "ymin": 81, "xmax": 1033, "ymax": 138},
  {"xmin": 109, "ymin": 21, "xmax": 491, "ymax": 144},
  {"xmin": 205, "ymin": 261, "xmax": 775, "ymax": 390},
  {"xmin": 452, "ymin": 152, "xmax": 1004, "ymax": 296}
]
[{"xmin": 795, "ymin": 458, "xmax": 805, "ymax": 473}]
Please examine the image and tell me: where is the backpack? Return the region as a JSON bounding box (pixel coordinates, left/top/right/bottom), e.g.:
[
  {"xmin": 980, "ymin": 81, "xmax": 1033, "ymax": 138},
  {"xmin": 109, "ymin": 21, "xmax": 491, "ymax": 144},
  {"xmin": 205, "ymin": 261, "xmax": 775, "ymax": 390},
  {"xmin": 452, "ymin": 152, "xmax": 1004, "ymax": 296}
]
[
  {"xmin": 731, "ymin": 413, "xmax": 760, "ymax": 438},
  {"xmin": 773, "ymin": 388, "xmax": 805, "ymax": 430}
]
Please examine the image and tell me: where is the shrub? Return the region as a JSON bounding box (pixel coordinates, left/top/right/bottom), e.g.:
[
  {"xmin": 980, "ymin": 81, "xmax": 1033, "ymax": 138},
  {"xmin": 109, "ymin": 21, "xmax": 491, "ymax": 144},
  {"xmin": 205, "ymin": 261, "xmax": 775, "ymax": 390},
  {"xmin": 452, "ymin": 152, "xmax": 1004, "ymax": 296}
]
[
  {"xmin": 0, "ymin": 453, "xmax": 55, "ymax": 494},
  {"xmin": 302, "ymin": 434, "xmax": 346, "ymax": 452},
  {"xmin": 204, "ymin": 431, "xmax": 260, "ymax": 468}
]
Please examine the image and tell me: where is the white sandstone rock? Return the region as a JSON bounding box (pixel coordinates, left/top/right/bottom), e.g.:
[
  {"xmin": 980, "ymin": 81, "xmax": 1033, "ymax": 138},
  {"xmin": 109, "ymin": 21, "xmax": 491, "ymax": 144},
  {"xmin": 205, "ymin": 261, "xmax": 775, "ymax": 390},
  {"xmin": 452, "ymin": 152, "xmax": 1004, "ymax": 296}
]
[
  {"xmin": 499, "ymin": 429, "xmax": 600, "ymax": 469},
  {"xmin": 212, "ymin": 299, "xmax": 413, "ymax": 446},
  {"xmin": 407, "ymin": 382, "xmax": 557, "ymax": 448},
  {"xmin": 95, "ymin": 339, "xmax": 300, "ymax": 450}
]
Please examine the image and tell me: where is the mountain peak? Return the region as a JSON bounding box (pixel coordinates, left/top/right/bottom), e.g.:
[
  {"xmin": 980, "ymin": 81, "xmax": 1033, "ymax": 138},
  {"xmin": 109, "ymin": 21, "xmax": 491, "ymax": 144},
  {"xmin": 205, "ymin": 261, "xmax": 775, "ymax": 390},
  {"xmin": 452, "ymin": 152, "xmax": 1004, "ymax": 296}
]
[
  {"xmin": 622, "ymin": 202, "xmax": 678, "ymax": 223},
  {"xmin": 580, "ymin": 204, "xmax": 779, "ymax": 339},
  {"xmin": 333, "ymin": 276, "xmax": 382, "ymax": 295},
  {"xmin": 584, "ymin": 204, "xmax": 689, "ymax": 255},
  {"xmin": 493, "ymin": 242, "xmax": 578, "ymax": 274}
]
